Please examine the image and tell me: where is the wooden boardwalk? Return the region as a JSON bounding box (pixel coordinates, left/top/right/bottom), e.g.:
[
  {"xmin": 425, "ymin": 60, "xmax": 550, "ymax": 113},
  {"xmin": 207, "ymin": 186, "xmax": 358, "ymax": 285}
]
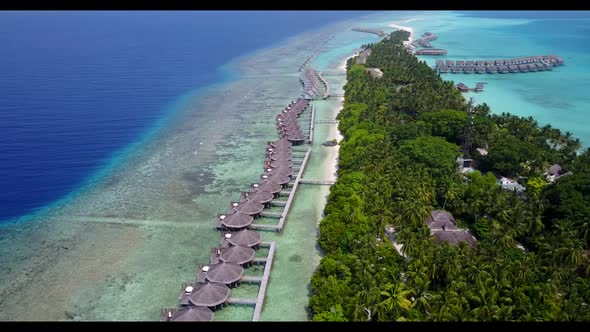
[
  {"xmin": 299, "ymin": 179, "xmax": 336, "ymax": 185},
  {"xmin": 252, "ymin": 241, "xmax": 276, "ymax": 321},
  {"xmin": 351, "ymin": 27, "xmax": 386, "ymax": 37},
  {"xmin": 276, "ymin": 148, "xmax": 311, "ymax": 232},
  {"xmin": 308, "ymin": 105, "xmax": 315, "ymax": 144},
  {"xmin": 260, "ymin": 212, "xmax": 282, "ymax": 219},
  {"xmin": 250, "ymin": 224, "xmax": 280, "ymax": 231}
]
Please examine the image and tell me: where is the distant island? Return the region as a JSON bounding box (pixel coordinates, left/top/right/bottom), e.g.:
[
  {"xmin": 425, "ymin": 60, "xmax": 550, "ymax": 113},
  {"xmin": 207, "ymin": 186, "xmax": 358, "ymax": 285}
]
[{"xmin": 309, "ymin": 30, "xmax": 590, "ymax": 321}]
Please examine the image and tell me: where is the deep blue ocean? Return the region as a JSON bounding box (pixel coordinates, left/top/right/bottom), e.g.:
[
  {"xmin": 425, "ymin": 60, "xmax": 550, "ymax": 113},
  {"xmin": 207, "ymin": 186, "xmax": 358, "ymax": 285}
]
[{"xmin": 0, "ymin": 11, "xmax": 374, "ymax": 222}]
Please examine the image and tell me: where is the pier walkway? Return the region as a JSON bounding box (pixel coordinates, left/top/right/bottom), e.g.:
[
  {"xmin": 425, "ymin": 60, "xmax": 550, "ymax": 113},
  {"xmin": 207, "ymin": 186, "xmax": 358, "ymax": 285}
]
[
  {"xmin": 308, "ymin": 105, "xmax": 315, "ymax": 143},
  {"xmin": 252, "ymin": 241, "xmax": 275, "ymax": 321},
  {"xmin": 351, "ymin": 27, "xmax": 386, "ymax": 37},
  {"xmin": 299, "ymin": 179, "xmax": 336, "ymax": 185}
]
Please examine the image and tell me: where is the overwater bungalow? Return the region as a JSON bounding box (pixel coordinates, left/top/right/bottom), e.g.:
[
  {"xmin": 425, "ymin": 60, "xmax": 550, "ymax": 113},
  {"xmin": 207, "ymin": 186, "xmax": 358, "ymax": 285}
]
[
  {"xmin": 486, "ymin": 65, "xmax": 498, "ymax": 74},
  {"xmin": 263, "ymin": 166, "xmax": 292, "ymax": 177},
  {"xmin": 445, "ymin": 60, "xmax": 455, "ymax": 66},
  {"xmin": 180, "ymin": 282, "xmax": 230, "ymax": 309},
  {"xmin": 251, "ymin": 181, "xmax": 282, "ymax": 195},
  {"xmin": 509, "ymin": 65, "xmax": 520, "ymax": 73},
  {"xmin": 260, "ymin": 173, "xmax": 291, "ymax": 186},
  {"xmin": 438, "ymin": 65, "xmax": 449, "ymax": 73},
  {"xmin": 230, "ymin": 200, "xmax": 265, "ymax": 216},
  {"xmin": 456, "ymin": 83, "xmax": 470, "ymax": 92},
  {"xmin": 455, "ymin": 60, "xmax": 465, "ymax": 66},
  {"xmin": 161, "ymin": 306, "xmax": 214, "ymax": 322},
  {"xmin": 465, "ymin": 60, "xmax": 475, "ymax": 66},
  {"xmin": 222, "ymin": 230, "xmax": 262, "ymax": 248},
  {"xmin": 203, "ymin": 263, "xmax": 244, "ymax": 286},
  {"xmin": 242, "ymin": 190, "xmax": 274, "ymax": 205},
  {"xmin": 219, "ymin": 245, "xmax": 256, "ymax": 265},
  {"xmin": 518, "ymin": 64, "xmax": 529, "ymax": 73},
  {"xmin": 475, "ymin": 66, "xmax": 486, "ymax": 74},
  {"xmin": 464, "ymin": 66, "xmax": 475, "ymax": 74},
  {"xmin": 498, "ymin": 65, "xmax": 509, "ymax": 73},
  {"xmin": 268, "ymin": 138, "xmax": 292, "ymax": 148},
  {"xmin": 219, "ymin": 212, "xmax": 254, "ymax": 229}
]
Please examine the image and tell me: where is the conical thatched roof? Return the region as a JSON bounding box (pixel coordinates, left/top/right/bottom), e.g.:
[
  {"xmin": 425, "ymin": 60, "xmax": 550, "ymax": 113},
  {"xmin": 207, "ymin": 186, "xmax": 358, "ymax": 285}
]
[
  {"xmin": 220, "ymin": 212, "xmax": 253, "ymax": 229},
  {"xmin": 287, "ymin": 135, "xmax": 306, "ymax": 143},
  {"xmin": 267, "ymin": 145, "xmax": 291, "ymax": 154},
  {"xmin": 265, "ymin": 165, "xmax": 292, "ymax": 176},
  {"xmin": 261, "ymin": 174, "xmax": 291, "ymax": 185},
  {"xmin": 169, "ymin": 306, "xmax": 214, "ymax": 322},
  {"xmin": 244, "ymin": 190, "xmax": 274, "ymax": 204},
  {"xmin": 268, "ymin": 159, "xmax": 293, "ymax": 169},
  {"xmin": 219, "ymin": 245, "xmax": 256, "ymax": 265},
  {"xmin": 269, "ymin": 138, "xmax": 292, "ymax": 148},
  {"xmin": 205, "ymin": 263, "xmax": 244, "ymax": 284},
  {"xmin": 253, "ymin": 181, "xmax": 282, "ymax": 194},
  {"xmin": 227, "ymin": 230, "xmax": 262, "ymax": 248},
  {"xmin": 269, "ymin": 151, "xmax": 292, "ymax": 161},
  {"xmin": 231, "ymin": 200, "xmax": 264, "ymax": 215},
  {"xmin": 188, "ymin": 282, "xmax": 230, "ymax": 307}
]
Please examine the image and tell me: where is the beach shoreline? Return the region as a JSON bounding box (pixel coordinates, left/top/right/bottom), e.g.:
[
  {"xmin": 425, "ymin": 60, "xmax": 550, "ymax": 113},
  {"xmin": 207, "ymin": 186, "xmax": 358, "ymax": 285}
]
[
  {"xmin": 322, "ymin": 56, "xmax": 349, "ymax": 182},
  {"xmin": 388, "ymin": 21, "xmax": 415, "ymax": 45}
]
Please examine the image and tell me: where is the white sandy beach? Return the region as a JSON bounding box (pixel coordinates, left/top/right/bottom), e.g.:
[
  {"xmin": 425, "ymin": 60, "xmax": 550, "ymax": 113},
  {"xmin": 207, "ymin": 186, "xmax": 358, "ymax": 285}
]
[
  {"xmin": 388, "ymin": 21, "xmax": 415, "ymax": 45},
  {"xmin": 322, "ymin": 56, "xmax": 348, "ymax": 182}
]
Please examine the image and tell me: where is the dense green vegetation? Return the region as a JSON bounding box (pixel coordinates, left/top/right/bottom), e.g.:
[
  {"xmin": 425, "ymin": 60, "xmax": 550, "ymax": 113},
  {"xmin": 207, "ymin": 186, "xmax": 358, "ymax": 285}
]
[{"xmin": 308, "ymin": 30, "xmax": 590, "ymax": 321}]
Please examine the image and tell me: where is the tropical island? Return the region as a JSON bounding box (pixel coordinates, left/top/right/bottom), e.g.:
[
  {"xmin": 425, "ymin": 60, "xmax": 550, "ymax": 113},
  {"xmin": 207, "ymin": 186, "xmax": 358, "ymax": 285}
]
[{"xmin": 309, "ymin": 30, "xmax": 590, "ymax": 321}]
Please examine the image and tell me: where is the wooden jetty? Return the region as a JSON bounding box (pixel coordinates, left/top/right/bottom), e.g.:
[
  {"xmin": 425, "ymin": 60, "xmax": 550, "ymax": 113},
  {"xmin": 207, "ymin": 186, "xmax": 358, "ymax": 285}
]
[
  {"xmin": 299, "ymin": 179, "xmax": 337, "ymax": 185},
  {"xmin": 351, "ymin": 27, "xmax": 386, "ymax": 37},
  {"xmin": 275, "ymin": 148, "xmax": 311, "ymax": 232},
  {"xmin": 252, "ymin": 241, "xmax": 276, "ymax": 321},
  {"xmin": 435, "ymin": 55, "xmax": 564, "ymax": 74},
  {"xmin": 308, "ymin": 105, "xmax": 315, "ymax": 144},
  {"xmin": 415, "ymin": 48, "xmax": 447, "ymax": 56}
]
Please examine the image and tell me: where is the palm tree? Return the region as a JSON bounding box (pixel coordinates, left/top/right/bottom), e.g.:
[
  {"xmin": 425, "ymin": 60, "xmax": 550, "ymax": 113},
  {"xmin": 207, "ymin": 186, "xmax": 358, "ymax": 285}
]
[{"xmin": 377, "ymin": 282, "xmax": 414, "ymax": 319}]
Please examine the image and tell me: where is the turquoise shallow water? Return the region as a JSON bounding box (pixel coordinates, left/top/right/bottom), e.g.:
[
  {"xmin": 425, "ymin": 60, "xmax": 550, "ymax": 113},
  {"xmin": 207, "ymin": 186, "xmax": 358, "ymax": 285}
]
[
  {"xmin": 409, "ymin": 11, "xmax": 590, "ymax": 146},
  {"xmin": 1, "ymin": 11, "xmax": 588, "ymax": 321}
]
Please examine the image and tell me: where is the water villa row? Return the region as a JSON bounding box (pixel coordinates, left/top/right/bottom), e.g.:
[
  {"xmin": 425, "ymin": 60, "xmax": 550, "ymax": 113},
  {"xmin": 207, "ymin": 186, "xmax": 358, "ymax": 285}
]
[
  {"xmin": 351, "ymin": 27, "xmax": 386, "ymax": 37},
  {"xmin": 300, "ymin": 67, "xmax": 329, "ymax": 100},
  {"xmin": 161, "ymin": 97, "xmax": 315, "ymax": 322},
  {"xmin": 435, "ymin": 55, "xmax": 564, "ymax": 74}
]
